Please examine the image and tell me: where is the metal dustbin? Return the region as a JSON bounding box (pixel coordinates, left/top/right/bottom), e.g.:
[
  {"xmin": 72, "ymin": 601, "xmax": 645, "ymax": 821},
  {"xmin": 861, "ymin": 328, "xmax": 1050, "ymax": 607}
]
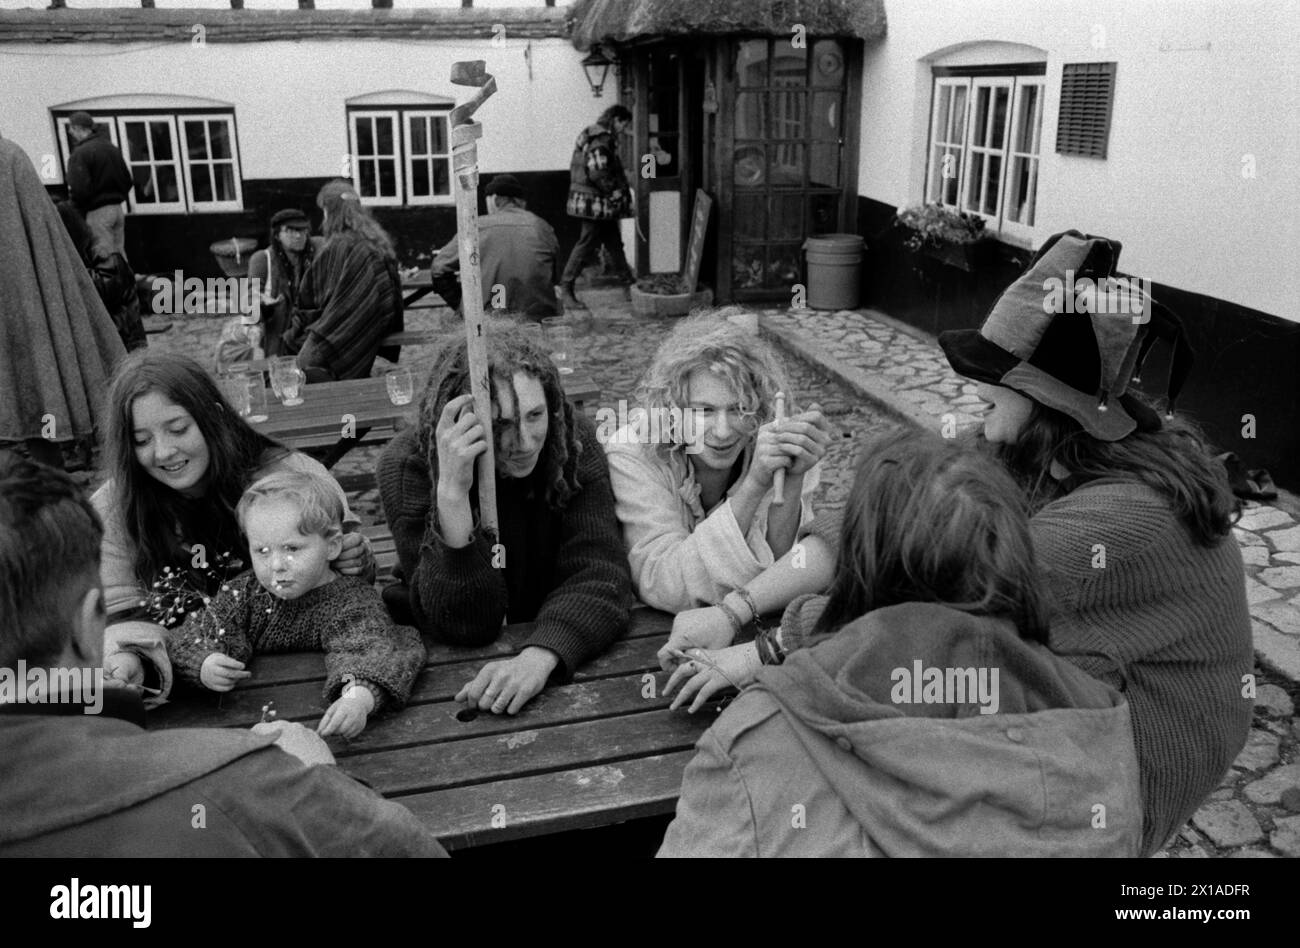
[{"xmin": 803, "ymin": 233, "xmax": 864, "ymax": 310}]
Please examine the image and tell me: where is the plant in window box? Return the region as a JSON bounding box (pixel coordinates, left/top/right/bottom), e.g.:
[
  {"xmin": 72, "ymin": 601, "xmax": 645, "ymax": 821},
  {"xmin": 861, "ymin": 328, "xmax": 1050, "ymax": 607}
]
[{"xmin": 895, "ymin": 203, "xmax": 992, "ymax": 272}]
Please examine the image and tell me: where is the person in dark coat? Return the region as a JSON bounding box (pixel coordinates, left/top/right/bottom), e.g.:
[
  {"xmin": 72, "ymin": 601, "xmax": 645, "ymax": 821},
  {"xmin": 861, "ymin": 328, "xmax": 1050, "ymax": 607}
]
[
  {"xmin": 55, "ymin": 199, "xmax": 146, "ymax": 353},
  {"xmin": 65, "ymin": 111, "xmax": 133, "ymax": 260},
  {"xmin": 558, "ymin": 105, "xmax": 634, "ymax": 312},
  {"xmin": 247, "ymin": 208, "xmax": 324, "ymax": 357},
  {"xmin": 282, "ymin": 180, "xmax": 404, "ymax": 381},
  {"xmin": 0, "ymin": 453, "xmax": 447, "ymax": 857}
]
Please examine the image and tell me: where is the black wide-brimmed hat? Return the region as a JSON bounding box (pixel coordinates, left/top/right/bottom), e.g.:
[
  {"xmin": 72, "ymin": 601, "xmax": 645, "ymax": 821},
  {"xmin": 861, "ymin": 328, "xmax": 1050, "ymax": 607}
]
[
  {"xmin": 938, "ymin": 230, "xmax": 1193, "ymax": 441},
  {"xmin": 270, "ymin": 208, "xmax": 310, "ymax": 230},
  {"xmin": 485, "ymin": 174, "xmax": 526, "ymax": 199}
]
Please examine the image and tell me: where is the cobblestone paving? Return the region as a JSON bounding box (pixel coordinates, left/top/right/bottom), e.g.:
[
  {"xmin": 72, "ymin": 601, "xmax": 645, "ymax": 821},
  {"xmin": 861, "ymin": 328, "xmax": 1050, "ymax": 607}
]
[
  {"xmin": 758, "ymin": 305, "xmax": 1300, "ymax": 858},
  {"xmin": 141, "ymin": 295, "xmax": 1300, "ymax": 857}
]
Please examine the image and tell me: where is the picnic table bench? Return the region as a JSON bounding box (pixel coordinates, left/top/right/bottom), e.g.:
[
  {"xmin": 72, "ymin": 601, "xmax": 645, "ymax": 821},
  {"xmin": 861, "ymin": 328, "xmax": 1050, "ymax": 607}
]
[{"xmin": 147, "ymin": 607, "xmax": 713, "ymax": 850}]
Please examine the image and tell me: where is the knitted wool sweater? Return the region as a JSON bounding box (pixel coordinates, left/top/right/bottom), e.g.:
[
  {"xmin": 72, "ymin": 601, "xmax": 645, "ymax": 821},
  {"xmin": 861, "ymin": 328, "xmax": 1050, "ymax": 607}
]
[
  {"xmin": 797, "ymin": 479, "xmax": 1253, "ymax": 856},
  {"xmin": 377, "ymin": 413, "xmax": 633, "ymax": 679},
  {"xmin": 164, "ymin": 572, "xmax": 425, "ymax": 712}
]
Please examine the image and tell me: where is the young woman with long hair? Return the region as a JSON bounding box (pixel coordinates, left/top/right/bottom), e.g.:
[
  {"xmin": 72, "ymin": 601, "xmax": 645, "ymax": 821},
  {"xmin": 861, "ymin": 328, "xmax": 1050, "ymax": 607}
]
[
  {"xmin": 377, "ymin": 319, "xmax": 632, "ymax": 716},
  {"xmin": 94, "ymin": 350, "xmax": 373, "ymax": 704},
  {"xmin": 659, "ymin": 429, "xmax": 1142, "ymax": 857},
  {"xmin": 281, "ymin": 180, "xmax": 404, "ymax": 381}
]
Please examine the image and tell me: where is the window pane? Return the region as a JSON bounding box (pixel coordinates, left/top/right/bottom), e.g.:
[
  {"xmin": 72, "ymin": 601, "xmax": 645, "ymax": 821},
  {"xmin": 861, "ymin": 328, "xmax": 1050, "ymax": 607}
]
[
  {"xmin": 209, "ymin": 121, "xmax": 232, "ymax": 159},
  {"xmin": 733, "ymin": 245, "xmax": 764, "ymax": 289},
  {"xmin": 150, "ymin": 122, "xmax": 172, "ymax": 160},
  {"xmin": 734, "ymin": 193, "xmax": 765, "ymax": 241},
  {"xmin": 965, "ymin": 152, "xmax": 984, "ymax": 211},
  {"xmin": 184, "ymin": 120, "xmax": 209, "ymax": 160},
  {"xmin": 771, "ymin": 90, "xmax": 806, "ymax": 139},
  {"xmin": 157, "ymin": 165, "xmax": 179, "ymax": 203},
  {"xmin": 410, "ymin": 118, "xmax": 427, "ymax": 155},
  {"xmin": 990, "ymin": 87, "xmax": 1009, "ymax": 149},
  {"xmin": 770, "ymin": 194, "xmax": 804, "ymax": 240},
  {"xmin": 376, "ymin": 118, "xmax": 394, "ymax": 155},
  {"xmin": 132, "ymin": 166, "xmax": 155, "ymax": 202},
  {"xmin": 810, "ymin": 90, "xmax": 839, "ymax": 140},
  {"xmin": 973, "ymin": 88, "xmax": 990, "ymax": 146},
  {"xmin": 125, "ymin": 122, "xmax": 149, "ymax": 160},
  {"xmin": 359, "ymin": 159, "xmax": 377, "ymax": 196},
  {"xmin": 737, "ymin": 39, "xmax": 768, "ymax": 87},
  {"xmin": 809, "ymin": 142, "xmax": 840, "ymax": 188},
  {"xmin": 766, "ymin": 244, "xmax": 801, "ymax": 290},
  {"xmin": 1015, "ymin": 85, "xmax": 1037, "ymax": 153},
  {"xmin": 736, "ymin": 91, "xmax": 766, "ymax": 139},
  {"xmin": 942, "ymin": 149, "xmax": 961, "ymax": 205},
  {"xmin": 378, "ymin": 158, "xmax": 397, "ymax": 197},
  {"xmin": 433, "ymin": 159, "xmax": 450, "ymax": 196},
  {"xmin": 770, "ymin": 143, "xmax": 804, "ymax": 187},
  {"xmin": 431, "ymin": 117, "xmax": 448, "ymax": 155},
  {"xmin": 811, "ymin": 39, "xmax": 845, "ymax": 88},
  {"xmin": 192, "ymin": 165, "xmax": 213, "ymax": 203},
  {"xmin": 214, "ymin": 163, "xmax": 236, "ymax": 202},
  {"xmin": 935, "ymin": 86, "xmax": 952, "ymax": 143},
  {"xmin": 411, "ymin": 160, "xmax": 430, "ymax": 197},
  {"xmin": 983, "ymin": 154, "xmax": 1001, "ymax": 216},
  {"xmin": 357, "ymin": 119, "xmax": 374, "ymax": 156},
  {"xmin": 952, "ymin": 86, "xmax": 968, "ymax": 141},
  {"xmin": 772, "ymin": 46, "xmax": 807, "ymax": 87}
]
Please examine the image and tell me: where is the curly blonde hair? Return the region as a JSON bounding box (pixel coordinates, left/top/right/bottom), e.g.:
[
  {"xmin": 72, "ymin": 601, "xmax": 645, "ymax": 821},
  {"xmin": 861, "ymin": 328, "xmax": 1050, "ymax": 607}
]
[{"xmin": 633, "ymin": 307, "xmax": 793, "ymax": 460}]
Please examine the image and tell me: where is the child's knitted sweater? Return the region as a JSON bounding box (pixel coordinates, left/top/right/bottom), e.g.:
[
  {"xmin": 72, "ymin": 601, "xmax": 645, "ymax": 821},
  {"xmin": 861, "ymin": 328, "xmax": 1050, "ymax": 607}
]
[{"xmin": 164, "ymin": 572, "xmax": 425, "ymax": 711}]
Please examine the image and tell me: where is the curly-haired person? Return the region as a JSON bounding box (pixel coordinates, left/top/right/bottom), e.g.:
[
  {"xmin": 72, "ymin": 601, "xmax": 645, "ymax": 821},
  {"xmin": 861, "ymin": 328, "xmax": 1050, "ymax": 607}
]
[
  {"xmin": 603, "ymin": 309, "xmax": 834, "ymax": 662},
  {"xmin": 378, "ymin": 320, "xmax": 633, "ymax": 715}
]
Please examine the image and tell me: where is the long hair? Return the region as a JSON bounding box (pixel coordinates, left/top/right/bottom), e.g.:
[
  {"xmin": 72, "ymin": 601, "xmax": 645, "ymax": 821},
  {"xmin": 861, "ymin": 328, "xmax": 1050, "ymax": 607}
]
[
  {"xmin": 103, "ymin": 349, "xmax": 288, "ymax": 588},
  {"xmin": 598, "ymin": 104, "xmax": 632, "ymax": 126},
  {"xmin": 414, "ymin": 317, "xmax": 582, "ymax": 512},
  {"xmin": 985, "ymin": 393, "xmax": 1236, "ymax": 546},
  {"xmin": 815, "ymin": 429, "xmax": 1050, "ymax": 643},
  {"xmin": 268, "ymin": 222, "xmax": 318, "ymax": 306},
  {"xmin": 317, "ymin": 179, "xmax": 397, "ymax": 261},
  {"xmin": 633, "ymin": 307, "xmax": 791, "ymax": 462}
]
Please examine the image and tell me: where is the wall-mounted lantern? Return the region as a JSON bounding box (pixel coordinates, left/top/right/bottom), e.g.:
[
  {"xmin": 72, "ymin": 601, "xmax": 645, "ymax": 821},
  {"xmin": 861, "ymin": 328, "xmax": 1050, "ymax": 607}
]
[{"xmin": 582, "ymin": 45, "xmax": 615, "ymax": 98}]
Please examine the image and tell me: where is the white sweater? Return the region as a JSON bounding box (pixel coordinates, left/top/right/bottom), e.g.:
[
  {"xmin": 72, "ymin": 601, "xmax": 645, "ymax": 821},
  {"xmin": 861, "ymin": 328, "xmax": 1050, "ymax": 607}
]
[{"xmin": 604, "ymin": 424, "xmax": 818, "ymax": 613}]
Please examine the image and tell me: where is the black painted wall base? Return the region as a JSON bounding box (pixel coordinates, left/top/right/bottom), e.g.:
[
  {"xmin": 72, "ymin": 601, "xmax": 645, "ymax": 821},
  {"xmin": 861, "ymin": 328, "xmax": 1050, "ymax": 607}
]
[{"xmin": 855, "ymin": 196, "xmax": 1300, "ymax": 490}]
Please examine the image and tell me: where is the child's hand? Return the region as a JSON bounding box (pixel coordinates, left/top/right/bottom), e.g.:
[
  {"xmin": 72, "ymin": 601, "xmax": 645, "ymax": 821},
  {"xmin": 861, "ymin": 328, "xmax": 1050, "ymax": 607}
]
[
  {"xmin": 104, "ymin": 651, "xmax": 144, "ymax": 688},
  {"xmin": 201, "ymin": 653, "xmax": 251, "ymax": 692},
  {"xmin": 318, "ymin": 685, "xmax": 375, "ymax": 738}
]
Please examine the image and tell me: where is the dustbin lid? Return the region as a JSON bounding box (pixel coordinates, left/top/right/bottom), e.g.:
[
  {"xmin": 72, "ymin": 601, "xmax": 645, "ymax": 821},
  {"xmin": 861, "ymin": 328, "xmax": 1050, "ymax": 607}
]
[{"xmin": 803, "ymin": 233, "xmax": 865, "ymax": 251}]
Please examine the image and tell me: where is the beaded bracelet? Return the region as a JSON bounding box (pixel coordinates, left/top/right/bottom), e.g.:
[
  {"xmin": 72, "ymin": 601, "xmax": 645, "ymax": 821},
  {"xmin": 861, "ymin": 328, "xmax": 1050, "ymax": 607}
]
[
  {"xmin": 732, "ymin": 587, "xmax": 764, "ymax": 630},
  {"xmin": 715, "ymin": 598, "xmax": 746, "ymax": 636}
]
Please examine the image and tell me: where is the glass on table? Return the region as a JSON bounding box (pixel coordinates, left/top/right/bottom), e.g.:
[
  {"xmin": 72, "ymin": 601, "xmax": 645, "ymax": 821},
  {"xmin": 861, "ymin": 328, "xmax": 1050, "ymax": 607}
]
[
  {"xmin": 268, "ymin": 357, "xmax": 299, "ymax": 402},
  {"xmin": 219, "ymin": 375, "xmax": 252, "ymax": 416},
  {"xmin": 385, "ymin": 367, "xmax": 414, "ymax": 406},
  {"xmin": 245, "ymin": 373, "xmax": 269, "ymax": 422},
  {"xmin": 541, "ymin": 316, "xmax": 575, "ymax": 375}
]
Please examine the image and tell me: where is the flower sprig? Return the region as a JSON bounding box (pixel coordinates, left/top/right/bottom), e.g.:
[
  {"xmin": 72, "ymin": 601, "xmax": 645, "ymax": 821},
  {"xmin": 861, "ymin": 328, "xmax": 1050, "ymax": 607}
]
[{"xmin": 137, "ymin": 549, "xmax": 243, "ymax": 630}]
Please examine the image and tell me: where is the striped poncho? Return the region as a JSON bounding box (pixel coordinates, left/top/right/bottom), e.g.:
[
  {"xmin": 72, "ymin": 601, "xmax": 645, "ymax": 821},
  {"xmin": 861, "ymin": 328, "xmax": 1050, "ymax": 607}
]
[{"xmin": 283, "ymin": 232, "xmax": 403, "ymax": 380}]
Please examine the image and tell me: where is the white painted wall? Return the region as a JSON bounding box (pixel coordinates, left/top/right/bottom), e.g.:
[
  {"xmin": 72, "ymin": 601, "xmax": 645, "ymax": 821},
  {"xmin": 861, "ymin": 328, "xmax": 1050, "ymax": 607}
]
[
  {"xmin": 859, "ymin": 0, "xmax": 1300, "ymax": 320},
  {"xmin": 0, "ymin": 1, "xmax": 566, "ymax": 7},
  {"xmin": 2, "ymin": 37, "xmax": 600, "ymax": 180}
]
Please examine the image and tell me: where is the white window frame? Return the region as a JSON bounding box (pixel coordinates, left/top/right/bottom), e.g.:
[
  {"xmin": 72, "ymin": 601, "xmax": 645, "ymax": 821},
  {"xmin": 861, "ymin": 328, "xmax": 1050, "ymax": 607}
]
[
  {"xmin": 403, "ymin": 109, "xmax": 454, "ymax": 207},
  {"xmin": 349, "ymin": 110, "xmax": 404, "ymax": 207},
  {"xmin": 924, "ymin": 72, "xmax": 1045, "ymax": 241},
  {"xmin": 1001, "ymin": 78, "xmax": 1045, "ymax": 241},
  {"xmin": 178, "ymin": 113, "xmax": 244, "ymax": 213},
  {"xmin": 926, "ymin": 78, "xmax": 968, "ymax": 208},
  {"xmin": 116, "ymin": 116, "xmax": 188, "ymax": 216}
]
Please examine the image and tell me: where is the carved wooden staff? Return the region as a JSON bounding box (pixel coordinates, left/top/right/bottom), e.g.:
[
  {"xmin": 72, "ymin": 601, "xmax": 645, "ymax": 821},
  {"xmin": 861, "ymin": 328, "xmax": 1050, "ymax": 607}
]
[{"xmin": 450, "ymin": 60, "xmax": 500, "ymax": 536}]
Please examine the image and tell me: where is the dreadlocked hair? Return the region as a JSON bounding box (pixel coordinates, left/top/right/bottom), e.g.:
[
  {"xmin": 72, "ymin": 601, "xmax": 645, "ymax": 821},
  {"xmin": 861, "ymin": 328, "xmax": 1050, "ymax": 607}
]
[
  {"xmin": 414, "ymin": 316, "xmax": 582, "ymax": 512},
  {"xmin": 982, "ymin": 393, "xmax": 1238, "ymax": 546},
  {"xmin": 633, "ymin": 306, "xmax": 793, "ymax": 461}
]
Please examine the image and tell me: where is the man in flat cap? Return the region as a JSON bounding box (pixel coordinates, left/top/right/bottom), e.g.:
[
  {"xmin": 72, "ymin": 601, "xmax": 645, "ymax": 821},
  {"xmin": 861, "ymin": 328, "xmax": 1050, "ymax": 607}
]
[
  {"xmin": 247, "ymin": 208, "xmax": 325, "ymax": 356},
  {"xmin": 64, "ymin": 111, "xmax": 133, "ymax": 261},
  {"xmin": 429, "ymin": 174, "xmax": 561, "ymax": 319}
]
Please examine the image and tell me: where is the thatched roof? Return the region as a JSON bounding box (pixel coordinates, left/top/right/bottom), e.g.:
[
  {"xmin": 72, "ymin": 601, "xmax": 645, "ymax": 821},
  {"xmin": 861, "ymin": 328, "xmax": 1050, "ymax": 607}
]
[{"xmin": 568, "ymin": 0, "xmax": 886, "ymax": 50}]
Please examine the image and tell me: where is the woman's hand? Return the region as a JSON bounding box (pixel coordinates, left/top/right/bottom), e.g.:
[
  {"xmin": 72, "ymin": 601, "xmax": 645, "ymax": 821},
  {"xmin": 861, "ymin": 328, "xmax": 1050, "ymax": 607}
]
[
  {"xmin": 333, "ymin": 531, "xmax": 373, "ymax": 577},
  {"xmin": 662, "ymin": 643, "xmax": 762, "ymax": 713},
  {"xmin": 772, "ymin": 403, "xmax": 833, "ymax": 477},
  {"xmin": 436, "ymin": 394, "xmax": 488, "ymax": 498},
  {"xmin": 658, "ymin": 607, "xmax": 739, "ymax": 672},
  {"xmin": 455, "ymin": 647, "xmax": 558, "ymax": 716},
  {"xmin": 201, "ymin": 653, "xmax": 251, "ymax": 692}
]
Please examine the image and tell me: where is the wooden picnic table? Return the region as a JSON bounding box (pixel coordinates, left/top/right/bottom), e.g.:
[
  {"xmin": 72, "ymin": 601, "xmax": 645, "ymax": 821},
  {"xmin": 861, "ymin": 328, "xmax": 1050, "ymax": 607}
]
[
  {"xmin": 146, "ymin": 607, "xmax": 714, "ymax": 850},
  {"xmin": 401, "ymin": 269, "xmax": 439, "ymax": 309}
]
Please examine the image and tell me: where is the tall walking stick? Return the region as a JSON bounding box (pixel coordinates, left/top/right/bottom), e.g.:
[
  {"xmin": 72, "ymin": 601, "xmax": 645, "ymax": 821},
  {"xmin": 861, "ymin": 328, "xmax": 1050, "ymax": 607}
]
[{"xmin": 450, "ymin": 61, "xmax": 499, "ymax": 536}]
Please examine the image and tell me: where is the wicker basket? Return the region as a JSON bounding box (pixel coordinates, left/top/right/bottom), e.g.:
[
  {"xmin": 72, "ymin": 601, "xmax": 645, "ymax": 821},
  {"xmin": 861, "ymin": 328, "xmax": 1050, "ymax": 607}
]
[
  {"xmin": 629, "ymin": 285, "xmax": 713, "ymax": 318},
  {"xmin": 209, "ymin": 237, "xmax": 258, "ymax": 278}
]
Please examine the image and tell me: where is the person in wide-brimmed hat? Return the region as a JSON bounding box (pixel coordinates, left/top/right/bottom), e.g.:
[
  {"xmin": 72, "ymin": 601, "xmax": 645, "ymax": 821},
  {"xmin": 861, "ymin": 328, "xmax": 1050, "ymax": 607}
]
[
  {"xmin": 245, "ymin": 208, "xmax": 324, "ymax": 357},
  {"xmin": 665, "ymin": 229, "xmax": 1254, "ymax": 857}
]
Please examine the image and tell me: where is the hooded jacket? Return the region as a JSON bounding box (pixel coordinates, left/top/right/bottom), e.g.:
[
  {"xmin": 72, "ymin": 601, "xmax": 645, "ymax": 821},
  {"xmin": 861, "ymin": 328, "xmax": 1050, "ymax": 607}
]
[
  {"xmin": 66, "ymin": 127, "xmax": 133, "ymax": 212},
  {"xmin": 0, "ymin": 691, "xmax": 447, "ymax": 857},
  {"xmin": 658, "ymin": 602, "xmax": 1142, "ymax": 857}
]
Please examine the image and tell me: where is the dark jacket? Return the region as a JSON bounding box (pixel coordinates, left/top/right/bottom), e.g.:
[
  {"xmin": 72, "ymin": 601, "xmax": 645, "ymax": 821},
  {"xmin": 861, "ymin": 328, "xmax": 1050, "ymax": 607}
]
[
  {"xmin": 247, "ymin": 236, "xmax": 325, "ymax": 356},
  {"xmin": 565, "ymin": 122, "xmax": 631, "ymax": 221},
  {"xmin": 377, "ymin": 414, "xmax": 633, "ymax": 679},
  {"xmin": 66, "ymin": 128, "xmax": 133, "ymax": 212},
  {"xmin": 0, "ymin": 690, "xmax": 448, "ymax": 857},
  {"xmin": 659, "ymin": 602, "xmax": 1142, "ymax": 857},
  {"xmin": 431, "ymin": 205, "xmax": 560, "ymax": 317}
]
